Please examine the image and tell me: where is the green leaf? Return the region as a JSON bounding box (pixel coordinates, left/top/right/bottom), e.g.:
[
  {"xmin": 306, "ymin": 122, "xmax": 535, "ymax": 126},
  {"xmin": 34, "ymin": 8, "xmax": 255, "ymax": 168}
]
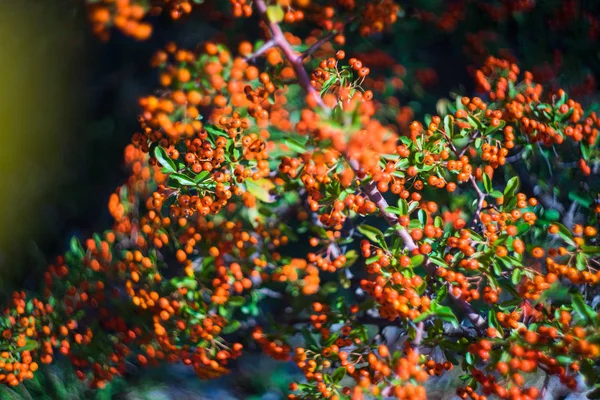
[
  {"xmin": 18, "ymin": 339, "xmax": 38, "ymax": 352},
  {"xmin": 429, "ymin": 255, "xmax": 447, "ymax": 268},
  {"xmin": 170, "ymin": 173, "xmax": 196, "ymax": 186},
  {"xmin": 569, "ymin": 192, "xmax": 593, "ymax": 208},
  {"xmin": 511, "ymin": 269, "xmax": 522, "ymax": 285},
  {"xmin": 503, "ymin": 176, "xmax": 520, "ymax": 202},
  {"xmin": 357, "ymin": 225, "xmax": 387, "ymax": 249},
  {"xmin": 552, "ymin": 222, "xmax": 576, "ymax": 246},
  {"xmin": 229, "ymin": 296, "xmax": 246, "ymax": 306},
  {"xmin": 322, "ymin": 282, "xmax": 338, "ymax": 294},
  {"xmin": 222, "ymin": 320, "xmax": 241, "ymax": 334},
  {"xmin": 284, "ymin": 138, "xmax": 307, "ymax": 154},
  {"xmin": 343, "ymin": 250, "xmax": 359, "ymax": 267},
  {"xmin": 581, "ymin": 143, "xmax": 591, "ymax": 161},
  {"xmin": 556, "ymin": 355, "xmax": 574, "ymax": 365},
  {"xmin": 385, "ymin": 206, "xmax": 404, "ymax": 215},
  {"xmin": 408, "ymin": 201, "xmax": 419, "ymax": 214},
  {"xmin": 576, "ymin": 252, "xmax": 587, "ymax": 271},
  {"xmin": 465, "ymin": 352, "xmax": 474, "ymax": 365},
  {"xmin": 417, "ymin": 209, "xmax": 427, "ymax": 225},
  {"xmin": 435, "ymin": 304, "xmax": 459, "ymax": 328},
  {"xmin": 70, "ymin": 237, "xmax": 85, "ymax": 259},
  {"xmin": 398, "ymin": 199, "xmax": 409, "ymax": 215},
  {"xmin": 487, "ymin": 309, "xmax": 504, "ymax": 338},
  {"xmin": 411, "ymin": 254, "xmax": 425, "ymax": 267},
  {"xmin": 413, "ymin": 310, "xmax": 434, "ymax": 324},
  {"xmin": 582, "ymin": 246, "xmax": 600, "ymax": 255},
  {"xmin": 194, "ymin": 170, "xmax": 211, "ymax": 183},
  {"xmin": 482, "ymin": 173, "xmax": 492, "ymax": 193},
  {"xmin": 443, "ymin": 115, "xmax": 454, "ymax": 137},
  {"xmin": 543, "ymin": 208, "xmax": 561, "ymax": 222},
  {"xmin": 245, "ymin": 179, "xmax": 275, "ymax": 203},
  {"xmin": 331, "ymin": 367, "xmax": 346, "ymax": 383},
  {"xmin": 154, "ymin": 146, "xmax": 177, "ymax": 173},
  {"xmin": 571, "ymin": 293, "xmax": 597, "ymax": 325}
]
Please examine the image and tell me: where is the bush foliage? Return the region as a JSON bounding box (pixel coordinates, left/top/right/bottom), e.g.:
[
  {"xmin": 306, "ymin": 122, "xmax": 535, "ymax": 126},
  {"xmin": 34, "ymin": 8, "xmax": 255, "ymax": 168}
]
[{"xmin": 2, "ymin": 0, "xmax": 600, "ymax": 399}]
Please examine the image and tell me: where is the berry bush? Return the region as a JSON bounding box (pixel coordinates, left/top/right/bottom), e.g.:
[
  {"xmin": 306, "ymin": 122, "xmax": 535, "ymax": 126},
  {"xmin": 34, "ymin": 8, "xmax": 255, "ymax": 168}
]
[{"xmin": 2, "ymin": 0, "xmax": 600, "ymax": 399}]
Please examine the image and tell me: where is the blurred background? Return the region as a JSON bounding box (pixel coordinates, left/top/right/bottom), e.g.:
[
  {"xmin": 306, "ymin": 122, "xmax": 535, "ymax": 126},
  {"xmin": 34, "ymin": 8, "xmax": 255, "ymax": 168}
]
[{"xmin": 0, "ymin": 0, "xmax": 598, "ymax": 398}]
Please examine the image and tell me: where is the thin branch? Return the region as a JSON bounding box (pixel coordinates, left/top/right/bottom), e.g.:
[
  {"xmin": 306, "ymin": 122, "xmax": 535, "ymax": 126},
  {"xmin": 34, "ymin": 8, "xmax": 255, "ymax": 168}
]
[
  {"xmin": 254, "ymin": 0, "xmax": 326, "ymax": 109},
  {"xmin": 459, "ymin": 130, "xmax": 480, "ymax": 158},
  {"xmin": 244, "ymin": 39, "xmax": 276, "ymax": 62},
  {"xmin": 301, "ymin": 31, "xmax": 336, "ymax": 60},
  {"xmin": 504, "ymin": 146, "xmax": 524, "ymax": 163},
  {"xmin": 469, "ymin": 176, "xmax": 486, "ymax": 228},
  {"xmin": 367, "ymin": 184, "xmax": 419, "ymax": 251},
  {"xmin": 412, "ymin": 321, "xmax": 425, "ymax": 357},
  {"xmin": 301, "ymin": 17, "xmax": 356, "ymax": 60}
]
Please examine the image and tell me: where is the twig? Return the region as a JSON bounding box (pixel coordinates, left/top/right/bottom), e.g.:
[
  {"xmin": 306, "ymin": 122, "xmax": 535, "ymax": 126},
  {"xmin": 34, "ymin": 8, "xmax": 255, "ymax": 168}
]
[
  {"xmin": 244, "ymin": 39, "xmax": 276, "ymax": 62},
  {"xmin": 469, "ymin": 176, "xmax": 486, "ymax": 228},
  {"xmin": 253, "ymin": 0, "xmax": 326, "ymax": 109},
  {"xmin": 412, "ymin": 321, "xmax": 425, "ymax": 357},
  {"xmin": 301, "ymin": 31, "xmax": 336, "ymax": 60},
  {"xmin": 459, "ymin": 130, "xmax": 480, "ymax": 158},
  {"xmin": 504, "ymin": 146, "xmax": 524, "ymax": 163}
]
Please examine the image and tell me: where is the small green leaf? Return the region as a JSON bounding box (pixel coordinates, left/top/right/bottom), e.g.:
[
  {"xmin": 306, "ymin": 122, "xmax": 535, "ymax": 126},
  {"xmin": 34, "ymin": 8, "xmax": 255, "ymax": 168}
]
[
  {"xmin": 398, "ymin": 199, "xmax": 409, "ymax": 215},
  {"xmin": 576, "ymin": 252, "xmax": 587, "ymax": 271},
  {"xmin": 284, "ymin": 138, "xmax": 307, "ymax": 154},
  {"xmin": 18, "ymin": 339, "xmax": 38, "ymax": 352},
  {"xmin": 465, "ymin": 352, "xmax": 474, "ymax": 365},
  {"xmin": 222, "ymin": 320, "xmax": 241, "ymax": 334},
  {"xmin": 70, "ymin": 237, "xmax": 84, "ymax": 259},
  {"xmin": 443, "ymin": 115, "xmax": 454, "ymax": 137},
  {"xmin": 428, "ymin": 255, "xmax": 447, "ymax": 268},
  {"xmin": 581, "ymin": 143, "xmax": 591, "ymax": 161},
  {"xmin": 385, "ymin": 206, "xmax": 403, "ymax": 215},
  {"xmin": 571, "ymin": 293, "xmax": 597, "ymax": 325},
  {"xmin": 411, "ymin": 254, "xmax": 425, "ymax": 267},
  {"xmin": 511, "ymin": 269, "xmax": 522, "ymax": 285},
  {"xmin": 568, "ymin": 192, "xmax": 593, "ymax": 208},
  {"xmin": 357, "ymin": 225, "xmax": 386, "ymax": 249},
  {"xmin": 154, "ymin": 146, "xmax": 177, "ymax": 173},
  {"xmin": 245, "ymin": 179, "xmax": 275, "ymax": 203},
  {"xmin": 194, "ymin": 170, "xmax": 211, "ymax": 183},
  {"xmin": 434, "ymin": 304, "xmax": 459, "ymax": 328},
  {"xmin": 503, "ymin": 176, "xmax": 520, "ymax": 202},
  {"xmin": 552, "ymin": 222, "xmax": 576, "ymax": 246},
  {"xmin": 413, "ymin": 310, "xmax": 434, "ymax": 324},
  {"xmin": 483, "ymin": 173, "xmax": 493, "ymax": 193},
  {"xmin": 417, "ymin": 209, "xmax": 428, "ymax": 225},
  {"xmin": 229, "ymin": 296, "xmax": 246, "ymax": 306},
  {"xmin": 170, "ymin": 173, "xmax": 196, "ymax": 186},
  {"xmin": 408, "ymin": 201, "xmax": 419, "ymax": 214},
  {"xmin": 331, "ymin": 367, "xmax": 346, "ymax": 383},
  {"xmin": 582, "ymin": 246, "xmax": 600, "ymax": 255}
]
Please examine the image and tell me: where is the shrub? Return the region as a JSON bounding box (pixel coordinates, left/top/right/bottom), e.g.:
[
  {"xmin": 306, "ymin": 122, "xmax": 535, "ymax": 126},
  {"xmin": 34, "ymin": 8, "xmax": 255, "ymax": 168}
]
[{"xmin": 1, "ymin": 0, "xmax": 600, "ymax": 399}]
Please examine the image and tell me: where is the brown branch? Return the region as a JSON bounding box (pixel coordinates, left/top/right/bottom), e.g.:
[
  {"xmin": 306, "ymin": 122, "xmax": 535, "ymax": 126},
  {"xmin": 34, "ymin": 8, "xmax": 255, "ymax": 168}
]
[
  {"xmin": 301, "ymin": 31, "xmax": 336, "ymax": 60},
  {"xmin": 253, "ymin": 0, "xmax": 325, "ymax": 109},
  {"xmin": 469, "ymin": 176, "xmax": 486, "ymax": 228},
  {"xmin": 412, "ymin": 321, "xmax": 425, "ymax": 357},
  {"xmin": 244, "ymin": 39, "xmax": 276, "ymax": 62},
  {"xmin": 459, "ymin": 130, "xmax": 480, "ymax": 158}
]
